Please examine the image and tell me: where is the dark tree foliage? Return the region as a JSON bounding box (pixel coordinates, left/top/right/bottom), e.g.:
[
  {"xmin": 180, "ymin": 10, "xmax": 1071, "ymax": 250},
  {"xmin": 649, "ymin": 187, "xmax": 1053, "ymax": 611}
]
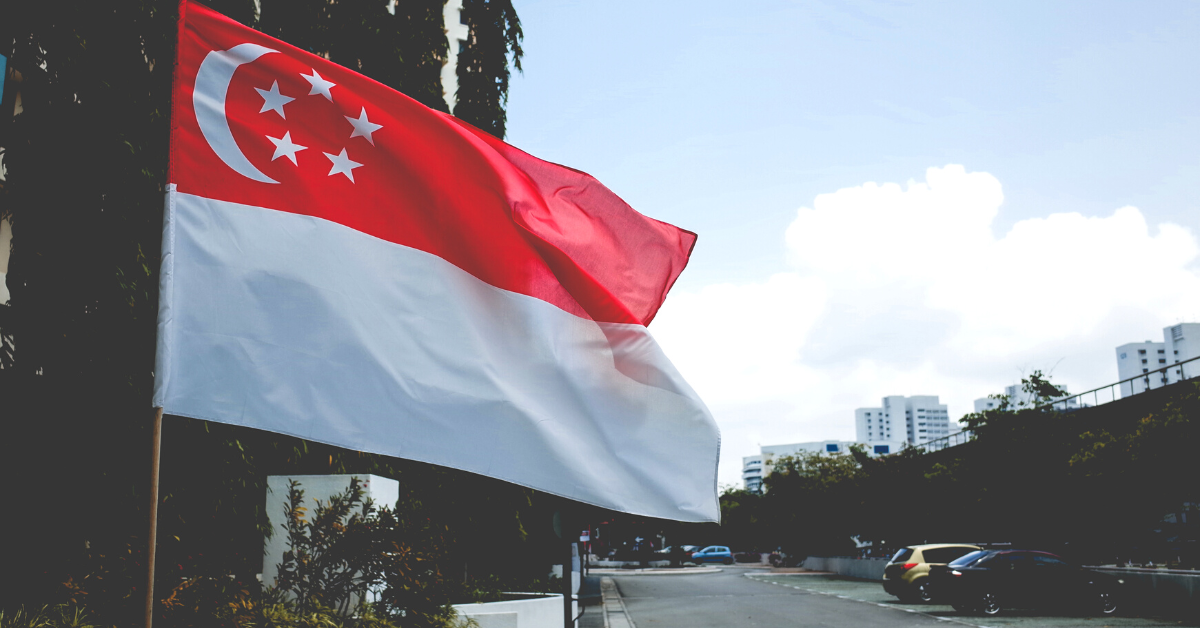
[
  {"xmin": 258, "ymin": 0, "xmax": 450, "ymax": 112},
  {"xmin": 0, "ymin": 0, "xmax": 527, "ymax": 625},
  {"xmin": 455, "ymin": 0, "xmax": 523, "ymax": 138},
  {"xmin": 0, "ymin": 1, "xmax": 175, "ymax": 621},
  {"xmin": 711, "ymin": 378, "xmax": 1200, "ymax": 567}
]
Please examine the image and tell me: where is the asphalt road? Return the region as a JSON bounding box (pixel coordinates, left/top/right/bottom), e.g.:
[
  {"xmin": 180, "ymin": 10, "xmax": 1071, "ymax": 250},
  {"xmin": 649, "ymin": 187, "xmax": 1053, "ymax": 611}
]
[{"xmin": 608, "ymin": 567, "xmax": 1197, "ymax": 628}]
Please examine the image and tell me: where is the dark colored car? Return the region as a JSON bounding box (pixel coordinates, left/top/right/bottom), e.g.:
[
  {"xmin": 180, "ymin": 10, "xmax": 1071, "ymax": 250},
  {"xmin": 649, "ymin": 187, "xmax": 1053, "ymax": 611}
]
[{"xmin": 930, "ymin": 549, "xmax": 1122, "ymax": 616}]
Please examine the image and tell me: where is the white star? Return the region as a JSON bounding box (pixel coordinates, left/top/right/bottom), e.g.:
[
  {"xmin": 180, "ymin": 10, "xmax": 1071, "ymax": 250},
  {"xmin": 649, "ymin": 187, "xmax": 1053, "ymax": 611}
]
[
  {"xmin": 324, "ymin": 148, "xmax": 363, "ymax": 182},
  {"xmin": 301, "ymin": 69, "xmax": 336, "ymax": 101},
  {"xmin": 345, "ymin": 107, "xmax": 383, "ymax": 145},
  {"xmin": 255, "ymin": 80, "xmax": 294, "ymax": 119},
  {"xmin": 266, "ymin": 131, "xmax": 307, "ymax": 165}
]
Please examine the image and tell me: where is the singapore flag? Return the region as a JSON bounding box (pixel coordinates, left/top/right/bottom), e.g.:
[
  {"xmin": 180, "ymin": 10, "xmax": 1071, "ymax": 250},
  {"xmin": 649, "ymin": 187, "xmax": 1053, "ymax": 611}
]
[{"xmin": 156, "ymin": 1, "xmax": 720, "ymax": 521}]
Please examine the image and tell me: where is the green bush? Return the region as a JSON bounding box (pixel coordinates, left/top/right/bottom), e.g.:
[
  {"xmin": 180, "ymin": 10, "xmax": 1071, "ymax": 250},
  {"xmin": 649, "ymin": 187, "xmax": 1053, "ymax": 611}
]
[{"xmin": 0, "ymin": 605, "xmax": 98, "ymax": 628}]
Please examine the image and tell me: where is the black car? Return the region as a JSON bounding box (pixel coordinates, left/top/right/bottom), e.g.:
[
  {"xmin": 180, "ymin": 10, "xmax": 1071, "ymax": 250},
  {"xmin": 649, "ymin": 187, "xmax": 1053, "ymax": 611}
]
[{"xmin": 929, "ymin": 549, "xmax": 1122, "ymax": 616}]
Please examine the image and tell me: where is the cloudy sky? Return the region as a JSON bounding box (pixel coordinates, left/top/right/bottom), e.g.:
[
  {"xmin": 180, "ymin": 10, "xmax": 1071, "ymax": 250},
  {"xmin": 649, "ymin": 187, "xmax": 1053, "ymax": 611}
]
[{"xmin": 503, "ymin": 0, "xmax": 1200, "ymax": 487}]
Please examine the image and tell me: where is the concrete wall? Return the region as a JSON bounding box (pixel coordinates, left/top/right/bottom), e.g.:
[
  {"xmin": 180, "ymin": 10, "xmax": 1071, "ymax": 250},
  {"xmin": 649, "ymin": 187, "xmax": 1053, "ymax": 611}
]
[
  {"xmin": 453, "ymin": 593, "xmax": 574, "ymax": 628},
  {"xmin": 801, "ymin": 556, "xmax": 888, "ymax": 581}
]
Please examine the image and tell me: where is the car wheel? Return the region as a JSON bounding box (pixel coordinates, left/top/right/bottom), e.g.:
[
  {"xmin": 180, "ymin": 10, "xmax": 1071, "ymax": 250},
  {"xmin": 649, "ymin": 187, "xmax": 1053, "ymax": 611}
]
[
  {"xmin": 723, "ymin": 557, "xmax": 733, "ymax": 565},
  {"xmin": 979, "ymin": 592, "xmax": 1002, "ymax": 616},
  {"xmin": 1097, "ymin": 591, "xmax": 1118, "ymax": 616},
  {"xmin": 915, "ymin": 580, "xmax": 935, "ymax": 603}
]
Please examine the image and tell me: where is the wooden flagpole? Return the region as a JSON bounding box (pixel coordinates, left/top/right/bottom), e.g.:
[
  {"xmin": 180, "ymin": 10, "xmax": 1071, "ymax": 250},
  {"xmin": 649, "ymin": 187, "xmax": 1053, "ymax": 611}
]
[{"xmin": 145, "ymin": 407, "xmax": 165, "ymax": 628}]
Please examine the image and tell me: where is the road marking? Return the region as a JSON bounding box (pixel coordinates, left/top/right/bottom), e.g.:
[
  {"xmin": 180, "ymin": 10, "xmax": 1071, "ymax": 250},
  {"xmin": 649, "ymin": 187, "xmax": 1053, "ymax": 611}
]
[{"xmin": 743, "ymin": 574, "xmax": 988, "ymax": 628}]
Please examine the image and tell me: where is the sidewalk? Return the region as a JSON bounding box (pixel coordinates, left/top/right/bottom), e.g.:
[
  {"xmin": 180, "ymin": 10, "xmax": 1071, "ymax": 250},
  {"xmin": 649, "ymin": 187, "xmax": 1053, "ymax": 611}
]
[
  {"xmin": 589, "ymin": 566, "xmax": 721, "ymax": 576},
  {"xmin": 598, "ymin": 577, "xmax": 635, "ymax": 628}
]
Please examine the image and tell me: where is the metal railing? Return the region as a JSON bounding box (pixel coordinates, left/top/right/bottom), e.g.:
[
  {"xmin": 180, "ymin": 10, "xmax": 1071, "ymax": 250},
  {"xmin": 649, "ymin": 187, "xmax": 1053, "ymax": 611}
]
[
  {"xmin": 1039, "ymin": 354, "xmax": 1200, "ymax": 412},
  {"xmin": 913, "ymin": 355, "xmax": 1200, "ymax": 454},
  {"xmin": 916, "ymin": 429, "xmax": 974, "ymax": 453}
]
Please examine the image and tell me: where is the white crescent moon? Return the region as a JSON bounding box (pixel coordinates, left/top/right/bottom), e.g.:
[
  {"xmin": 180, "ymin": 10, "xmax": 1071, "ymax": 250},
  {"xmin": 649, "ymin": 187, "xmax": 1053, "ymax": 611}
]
[{"xmin": 194, "ymin": 43, "xmax": 279, "ymax": 184}]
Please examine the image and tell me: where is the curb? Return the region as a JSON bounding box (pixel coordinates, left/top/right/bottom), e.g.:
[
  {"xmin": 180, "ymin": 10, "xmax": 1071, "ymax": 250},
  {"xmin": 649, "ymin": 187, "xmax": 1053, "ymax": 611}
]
[
  {"xmin": 601, "ymin": 577, "xmax": 636, "ymax": 628},
  {"xmin": 589, "ymin": 567, "xmax": 722, "ymax": 576}
]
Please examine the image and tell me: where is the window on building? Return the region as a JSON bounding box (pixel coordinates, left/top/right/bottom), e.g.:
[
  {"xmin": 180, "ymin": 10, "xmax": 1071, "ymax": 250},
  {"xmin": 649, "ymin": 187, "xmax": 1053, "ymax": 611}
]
[
  {"xmin": 1159, "ymin": 349, "xmax": 1165, "ymax": 353},
  {"xmin": 459, "ymin": 9, "xmax": 468, "ymax": 24},
  {"xmin": 1143, "ymin": 369, "xmax": 1149, "ymax": 373},
  {"xmin": 1139, "ymin": 349, "xmax": 1147, "ymax": 354},
  {"xmin": 1142, "ymin": 359, "xmax": 1148, "ymax": 364},
  {"xmin": 1160, "ymin": 359, "xmax": 1167, "ymax": 364},
  {"xmin": 826, "ymin": 444, "xmax": 839, "ymax": 453},
  {"xmin": 458, "ymin": 39, "xmax": 468, "ymax": 54}
]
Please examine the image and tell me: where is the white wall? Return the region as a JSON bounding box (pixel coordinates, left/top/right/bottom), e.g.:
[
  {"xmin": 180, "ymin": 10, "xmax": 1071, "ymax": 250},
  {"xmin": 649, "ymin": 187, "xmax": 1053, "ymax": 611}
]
[
  {"xmin": 261, "ymin": 474, "xmax": 399, "ymax": 588},
  {"xmin": 453, "ymin": 594, "xmax": 574, "ymax": 628}
]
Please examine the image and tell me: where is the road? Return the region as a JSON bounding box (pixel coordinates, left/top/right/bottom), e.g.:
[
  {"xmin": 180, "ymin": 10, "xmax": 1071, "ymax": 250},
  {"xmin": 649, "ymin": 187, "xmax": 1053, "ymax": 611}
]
[{"xmin": 607, "ymin": 566, "xmax": 1196, "ymax": 628}]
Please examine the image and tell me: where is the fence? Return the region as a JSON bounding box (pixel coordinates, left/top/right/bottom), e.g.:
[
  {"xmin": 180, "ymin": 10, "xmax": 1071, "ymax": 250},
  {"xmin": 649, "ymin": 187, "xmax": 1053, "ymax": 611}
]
[
  {"xmin": 1042, "ymin": 354, "xmax": 1200, "ymax": 412},
  {"xmin": 914, "ymin": 355, "xmax": 1200, "ymax": 454}
]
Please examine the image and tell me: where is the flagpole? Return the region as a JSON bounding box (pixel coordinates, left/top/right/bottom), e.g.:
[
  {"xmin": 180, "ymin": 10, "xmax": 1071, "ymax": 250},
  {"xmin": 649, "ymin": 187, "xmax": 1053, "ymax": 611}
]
[{"xmin": 144, "ymin": 406, "xmax": 165, "ymax": 628}]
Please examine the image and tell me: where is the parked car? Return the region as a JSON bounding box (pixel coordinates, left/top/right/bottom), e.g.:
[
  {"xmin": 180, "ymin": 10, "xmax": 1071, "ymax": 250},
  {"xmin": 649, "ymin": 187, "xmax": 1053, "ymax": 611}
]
[
  {"xmin": 882, "ymin": 543, "xmax": 980, "ymax": 602},
  {"xmin": 929, "ymin": 549, "xmax": 1123, "ymax": 616},
  {"xmin": 690, "ymin": 545, "xmax": 734, "ymax": 564}
]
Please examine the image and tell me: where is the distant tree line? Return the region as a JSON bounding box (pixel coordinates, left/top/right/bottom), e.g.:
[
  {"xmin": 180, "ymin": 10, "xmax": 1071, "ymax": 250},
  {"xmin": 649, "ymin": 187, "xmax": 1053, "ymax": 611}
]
[
  {"xmin": 0, "ymin": 0, "xmax": 525, "ymax": 625},
  {"xmin": 713, "ymin": 376, "xmax": 1200, "ymax": 566}
]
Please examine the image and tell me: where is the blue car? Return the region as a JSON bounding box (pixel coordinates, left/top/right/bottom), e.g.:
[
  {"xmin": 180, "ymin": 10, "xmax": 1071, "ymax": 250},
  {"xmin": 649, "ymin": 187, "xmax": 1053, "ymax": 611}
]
[{"xmin": 691, "ymin": 545, "xmax": 734, "ymax": 564}]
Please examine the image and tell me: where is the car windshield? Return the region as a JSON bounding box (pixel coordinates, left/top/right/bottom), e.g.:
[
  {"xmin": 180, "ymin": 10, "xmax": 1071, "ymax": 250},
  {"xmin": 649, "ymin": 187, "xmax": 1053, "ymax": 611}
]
[
  {"xmin": 890, "ymin": 548, "xmax": 914, "ymax": 563},
  {"xmin": 948, "ymin": 550, "xmax": 988, "ymax": 567}
]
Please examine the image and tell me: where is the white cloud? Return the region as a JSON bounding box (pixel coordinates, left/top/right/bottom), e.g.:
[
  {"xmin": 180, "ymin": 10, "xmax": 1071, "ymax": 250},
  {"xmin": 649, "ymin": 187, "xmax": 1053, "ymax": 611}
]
[
  {"xmin": 653, "ymin": 165, "xmax": 1200, "ymax": 486},
  {"xmin": 652, "ymin": 272, "xmax": 825, "ymax": 403}
]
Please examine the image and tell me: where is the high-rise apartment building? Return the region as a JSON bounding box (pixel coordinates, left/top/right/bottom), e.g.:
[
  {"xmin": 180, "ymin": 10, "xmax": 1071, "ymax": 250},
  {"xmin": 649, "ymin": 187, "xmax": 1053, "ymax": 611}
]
[
  {"xmin": 1116, "ymin": 323, "xmax": 1200, "ymax": 397},
  {"xmin": 855, "ymin": 395, "xmax": 951, "ymax": 449}
]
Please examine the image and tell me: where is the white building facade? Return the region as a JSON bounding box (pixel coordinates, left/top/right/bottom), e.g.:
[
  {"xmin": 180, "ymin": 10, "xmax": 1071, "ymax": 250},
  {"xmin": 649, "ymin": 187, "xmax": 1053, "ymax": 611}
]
[
  {"xmin": 742, "ymin": 454, "xmax": 765, "ymax": 492},
  {"xmin": 440, "ymin": 0, "xmax": 469, "ymax": 112},
  {"xmin": 384, "ymin": 0, "xmax": 467, "ymax": 112},
  {"xmin": 741, "ymin": 441, "xmax": 858, "ymax": 492},
  {"xmin": 855, "ymin": 395, "xmax": 951, "ymax": 450},
  {"xmin": 1116, "ymin": 323, "xmax": 1200, "ymax": 397}
]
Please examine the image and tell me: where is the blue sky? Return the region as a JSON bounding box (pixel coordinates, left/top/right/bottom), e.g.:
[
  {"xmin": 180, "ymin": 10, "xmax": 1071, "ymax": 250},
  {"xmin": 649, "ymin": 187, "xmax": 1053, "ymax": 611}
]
[{"xmin": 504, "ymin": 0, "xmax": 1200, "ymax": 485}]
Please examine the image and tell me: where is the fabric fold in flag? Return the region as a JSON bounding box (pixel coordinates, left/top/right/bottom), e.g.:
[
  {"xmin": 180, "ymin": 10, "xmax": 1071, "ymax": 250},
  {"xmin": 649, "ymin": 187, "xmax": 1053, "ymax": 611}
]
[{"xmin": 155, "ymin": 0, "xmax": 720, "ymax": 522}]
